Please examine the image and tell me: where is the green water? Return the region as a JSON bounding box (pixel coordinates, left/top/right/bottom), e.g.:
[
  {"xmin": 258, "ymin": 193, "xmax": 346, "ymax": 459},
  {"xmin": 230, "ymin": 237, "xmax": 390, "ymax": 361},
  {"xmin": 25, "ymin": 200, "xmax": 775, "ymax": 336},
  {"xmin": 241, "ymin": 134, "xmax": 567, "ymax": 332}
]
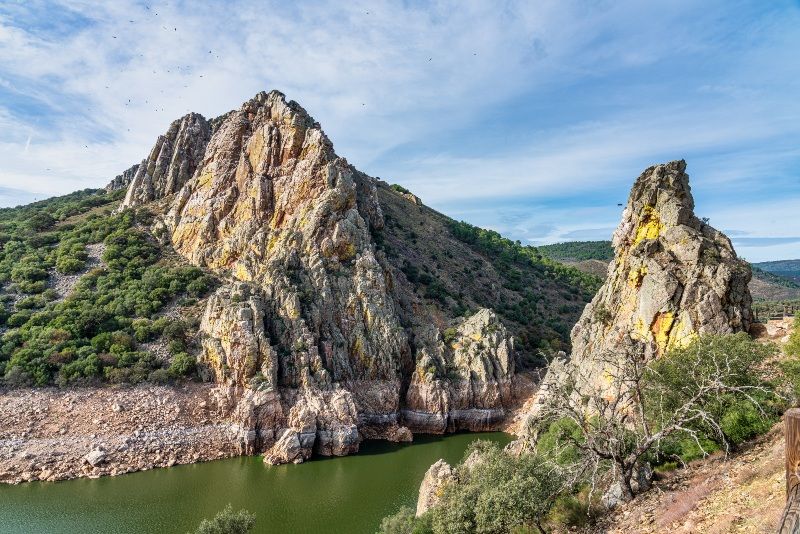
[{"xmin": 0, "ymin": 432, "xmax": 510, "ymax": 534}]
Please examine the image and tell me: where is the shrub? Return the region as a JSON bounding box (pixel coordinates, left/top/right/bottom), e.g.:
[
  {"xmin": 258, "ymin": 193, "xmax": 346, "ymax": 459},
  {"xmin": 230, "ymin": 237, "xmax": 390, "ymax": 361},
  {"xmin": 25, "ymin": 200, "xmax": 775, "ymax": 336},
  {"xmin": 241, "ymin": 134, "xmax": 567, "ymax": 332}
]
[
  {"xmin": 378, "ymin": 506, "xmax": 419, "ymax": 534},
  {"xmin": 193, "ymin": 504, "xmax": 255, "ymax": 534},
  {"xmin": 169, "ymin": 352, "xmax": 196, "ymax": 378},
  {"xmin": 390, "ymin": 184, "xmax": 411, "ymax": 195},
  {"xmin": 383, "ymin": 441, "xmax": 570, "ymax": 534},
  {"xmin": 148, "ymin": 368, "xmax": 171, "ymax": 384},
  {"xmin": 56, "ymin": 256, "xmax": 85, "ymax": 274},
  {"xmin": 787, "ymin": 315, "xmax": 800, "ymax": 357}
]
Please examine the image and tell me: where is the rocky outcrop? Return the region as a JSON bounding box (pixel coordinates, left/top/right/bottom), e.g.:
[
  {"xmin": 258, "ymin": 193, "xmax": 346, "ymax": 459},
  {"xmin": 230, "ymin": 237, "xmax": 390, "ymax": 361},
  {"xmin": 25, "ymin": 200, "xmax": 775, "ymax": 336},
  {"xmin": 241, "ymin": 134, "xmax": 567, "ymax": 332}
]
[
  {"xmin": 416, "ymin": 459, "xmax": 455, "ymax": 516},
  {"xmin": 569, "ymin": 160, "xmax": 752, "ymax": 388},
  {"xmin": 404, "ymin": 309, "xmax": 516, "ymax": 433},
  {"xmin": 114, "ymin": 90, "xmax": 524, "ymax": 464},
  {"xmin": 105, "ymin": 163, "xmax": 139, "ymax": 192},
  {"xmin": 121, "ymin": 113, "xmax": 212, "ymax": 209}
]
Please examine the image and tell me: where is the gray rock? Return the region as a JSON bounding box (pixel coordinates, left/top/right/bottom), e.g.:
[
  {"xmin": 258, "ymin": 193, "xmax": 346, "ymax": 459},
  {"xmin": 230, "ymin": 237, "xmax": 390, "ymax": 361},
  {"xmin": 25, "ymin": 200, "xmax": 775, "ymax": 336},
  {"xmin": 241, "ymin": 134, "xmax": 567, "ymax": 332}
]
[
  {"xmin": 416, "ymin": 459, "xmax": 454, "ymax": 516},
  {"xmin": 84, "ymin": 448, "xmax": 106, "ymax": 467}
]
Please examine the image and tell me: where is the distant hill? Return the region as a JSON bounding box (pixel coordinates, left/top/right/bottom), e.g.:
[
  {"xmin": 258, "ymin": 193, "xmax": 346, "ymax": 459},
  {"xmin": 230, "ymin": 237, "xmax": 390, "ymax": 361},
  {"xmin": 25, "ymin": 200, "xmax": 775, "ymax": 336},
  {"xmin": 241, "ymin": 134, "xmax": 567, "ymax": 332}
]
[
  {"xmin": 537, "ymin": 240, "xmax": 613, "ymax": 262},
  {"xmin": 539, "ymin": 241, "xmax": 800, "ymax": 302},
  {"xmin": 753, "ymin": 260, "xmax": 800, "ymax": 282}
]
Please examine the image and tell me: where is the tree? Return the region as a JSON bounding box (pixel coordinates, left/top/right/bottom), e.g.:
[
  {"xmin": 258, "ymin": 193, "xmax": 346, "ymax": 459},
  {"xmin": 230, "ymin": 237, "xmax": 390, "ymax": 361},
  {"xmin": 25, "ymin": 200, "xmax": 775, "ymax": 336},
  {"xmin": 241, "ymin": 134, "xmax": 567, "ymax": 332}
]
[
  {"xmin": 192, "ymin": 504, "xmax": 255, "ymax": 534},
  {"xmin": 536, "ymin": 333, "xmax": 778, "ymax": 502}
]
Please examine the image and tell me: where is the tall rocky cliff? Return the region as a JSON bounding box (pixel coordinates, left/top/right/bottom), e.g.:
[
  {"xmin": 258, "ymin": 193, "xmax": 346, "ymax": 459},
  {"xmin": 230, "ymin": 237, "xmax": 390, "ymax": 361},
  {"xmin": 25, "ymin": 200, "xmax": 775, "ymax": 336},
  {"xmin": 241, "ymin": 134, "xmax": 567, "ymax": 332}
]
[
  {"xmin": 567, "ymin": 160, "xmax": 752, "ymax": 390},
  {"xmin": 115, "ymin": 90, "xmax": 588, "ymax": 463}
]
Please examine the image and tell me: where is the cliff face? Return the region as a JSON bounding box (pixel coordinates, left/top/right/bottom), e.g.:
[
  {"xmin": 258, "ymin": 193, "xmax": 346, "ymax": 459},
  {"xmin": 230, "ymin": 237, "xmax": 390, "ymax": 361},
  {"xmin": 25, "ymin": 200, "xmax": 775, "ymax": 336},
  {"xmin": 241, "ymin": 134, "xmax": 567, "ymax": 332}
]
[
  {"xmin": 569, "ymin": 160, "xmax": 752, "ymax": 387},
  {"xmin": 118, "ymin": 90, "xmax": 546, "ymax": 463},
  {"xmin": 121, "ymin": 113, "xmax": 212, "ymax": 209},
  {"xmin": 105, "ymin": 163, "xmax": 139, "ymax": 192}
]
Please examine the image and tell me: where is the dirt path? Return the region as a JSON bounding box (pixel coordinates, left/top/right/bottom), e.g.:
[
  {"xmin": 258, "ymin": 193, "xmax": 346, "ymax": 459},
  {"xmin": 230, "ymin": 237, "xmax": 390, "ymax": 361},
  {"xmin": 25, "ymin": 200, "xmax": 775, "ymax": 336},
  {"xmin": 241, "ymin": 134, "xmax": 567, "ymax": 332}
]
[
  {"xmin": 49, "ymin": 242, "xmax": 106, "ymax": 301},
  {"xmin": 597, "ymin": 422, "xmax": 785, "ymax": 533}
]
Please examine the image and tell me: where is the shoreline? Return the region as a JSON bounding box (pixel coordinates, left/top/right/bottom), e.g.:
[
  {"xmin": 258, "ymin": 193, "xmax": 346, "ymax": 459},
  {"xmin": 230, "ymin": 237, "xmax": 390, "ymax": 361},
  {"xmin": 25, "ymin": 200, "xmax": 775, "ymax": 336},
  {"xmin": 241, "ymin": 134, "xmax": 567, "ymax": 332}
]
[{"xmin": 0, "ymin": 380, "xmax": 533, "ymax": 485}]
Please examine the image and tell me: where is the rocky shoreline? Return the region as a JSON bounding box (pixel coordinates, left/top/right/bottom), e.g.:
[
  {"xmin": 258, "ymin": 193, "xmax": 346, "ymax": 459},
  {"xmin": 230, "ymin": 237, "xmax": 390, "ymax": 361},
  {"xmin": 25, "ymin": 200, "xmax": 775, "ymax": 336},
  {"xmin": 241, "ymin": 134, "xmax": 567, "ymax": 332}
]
[
  {"xmin": 0, "ymin": 377, "xmax": 536, "ymax": 485},
  {"xmin": 0, "ymin": 384, "xmax": 238, "ymax": 484}
]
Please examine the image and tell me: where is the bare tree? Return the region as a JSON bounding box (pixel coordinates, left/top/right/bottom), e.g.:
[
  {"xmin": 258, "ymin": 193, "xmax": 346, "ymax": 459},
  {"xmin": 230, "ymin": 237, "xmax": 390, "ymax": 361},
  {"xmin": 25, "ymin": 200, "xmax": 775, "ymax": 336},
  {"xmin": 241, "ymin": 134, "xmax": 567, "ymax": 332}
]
[{"xmin": 534, "ymin": 333, "xmax": 777, "ymax": 502}]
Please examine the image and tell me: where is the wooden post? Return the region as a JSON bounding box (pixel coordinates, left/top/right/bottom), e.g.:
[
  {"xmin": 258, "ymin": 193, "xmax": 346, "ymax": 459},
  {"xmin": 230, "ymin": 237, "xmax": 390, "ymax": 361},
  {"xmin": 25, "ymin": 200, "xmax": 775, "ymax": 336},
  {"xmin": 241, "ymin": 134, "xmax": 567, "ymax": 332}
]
[
  {"xmin": 780, "ymin": 409, "xmax": 800, "ymax": 533},
  {"xmin": 787, "ymin": 409, "xmax": 800, "ymax": 495}
]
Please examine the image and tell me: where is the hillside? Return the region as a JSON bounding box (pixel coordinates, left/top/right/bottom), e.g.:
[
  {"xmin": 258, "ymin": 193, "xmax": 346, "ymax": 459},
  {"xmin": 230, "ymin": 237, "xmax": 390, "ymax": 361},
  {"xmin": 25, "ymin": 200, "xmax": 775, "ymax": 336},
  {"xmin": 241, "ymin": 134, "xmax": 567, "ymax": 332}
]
[
  {"xmin": 754, "ymin": 259, "xmax": 800, "ymax": 282},
  {"xmin": 537, "ymin": 240, "xmax": 614, "ymax": 262},
  {"xmin": 540, "ymin": 240, "xmax": 800, "ymax": 302}
]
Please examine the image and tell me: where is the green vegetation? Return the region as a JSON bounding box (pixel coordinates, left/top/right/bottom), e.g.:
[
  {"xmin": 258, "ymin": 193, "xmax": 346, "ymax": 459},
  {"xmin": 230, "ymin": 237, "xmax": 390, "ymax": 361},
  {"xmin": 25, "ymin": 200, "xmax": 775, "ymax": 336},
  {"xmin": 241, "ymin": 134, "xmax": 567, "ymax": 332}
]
[
  {"xmin": 448, "ymin": 221, "xmax": 602, "ymax": 297},
  {"xmin": 536, "ymin": 240, "xmax": 614, "ymax": 262},
  {"xmin": 381, "ymin": 333, "xmax": 785, "ymax": 532},
  {"xmin": 0, "ymin": 189, "xmax": 216, "ymax": 387},
  {"xmin": 390, "ymin": 184, "xmax": 412, "ymax": 195},
  {"xmin": 447, "ymin": 220, "xmax": 602, "ymax": 353},
  {"xmin": 380, "ymin": 441, "xmax": 569, "ymax": 534},
  {"xmin": 752, "ymin": 299, "xmax": 800, "ymax": 322},
  {"xmin": 788, "ymin": 315, "xmax": 800, "ymax": 357},
  {"xmin": 192, "ymin": 504, "xmax": 255, "ymax": 534},
  {"xmin": 752, "ymin": 265, "xmax": 800, "ymax": 290},
  {"xmin": 753, "ymin": 259, "xmax": 800, "ymax": 282}
]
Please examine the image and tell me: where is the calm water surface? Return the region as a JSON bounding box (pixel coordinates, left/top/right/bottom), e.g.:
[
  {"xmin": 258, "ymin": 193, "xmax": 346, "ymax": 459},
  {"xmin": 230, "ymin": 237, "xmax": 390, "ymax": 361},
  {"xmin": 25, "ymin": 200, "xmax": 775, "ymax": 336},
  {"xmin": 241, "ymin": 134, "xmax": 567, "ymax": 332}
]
[{"xmin": 0, "ymin": 432, "xmax": 510, "ymax": 534}]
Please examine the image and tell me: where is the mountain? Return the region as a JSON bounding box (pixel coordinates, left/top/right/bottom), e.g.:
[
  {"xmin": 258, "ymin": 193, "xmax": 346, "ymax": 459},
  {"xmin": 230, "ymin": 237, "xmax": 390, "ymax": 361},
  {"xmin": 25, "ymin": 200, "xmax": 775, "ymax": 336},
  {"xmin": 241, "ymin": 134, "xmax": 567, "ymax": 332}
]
[
  {"xmin": 0, "ymin": 90, "xmax": 600, "ymax": 468},
  {"xmin": 753, "ymin": 259, "xmax": 800, "ymax": 283}
]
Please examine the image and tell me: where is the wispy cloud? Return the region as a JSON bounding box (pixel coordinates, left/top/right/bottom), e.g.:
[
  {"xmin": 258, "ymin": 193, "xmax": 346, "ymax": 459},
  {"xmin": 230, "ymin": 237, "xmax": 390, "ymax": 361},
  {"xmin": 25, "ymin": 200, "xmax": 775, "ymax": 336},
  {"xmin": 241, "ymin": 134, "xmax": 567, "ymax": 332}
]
[{"xmin": 0, "ymin": 0, "xmax": 798, "ymax": 262}]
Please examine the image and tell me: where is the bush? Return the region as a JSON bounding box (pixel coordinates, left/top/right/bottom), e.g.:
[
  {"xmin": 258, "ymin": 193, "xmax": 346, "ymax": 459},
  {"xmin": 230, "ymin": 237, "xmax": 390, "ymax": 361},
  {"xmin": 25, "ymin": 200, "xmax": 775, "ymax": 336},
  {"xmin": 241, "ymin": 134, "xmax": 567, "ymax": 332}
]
[
  {"xmin": 378, "ymin": 506, "xmax": 420, "ymax": 534},
  {"xmin": 787, "ymin": 315, "xmax": 800, "ymax": 357},
  {"xmin": 56, "ymin": 256, "xmax": 85, "ymax": 274},
  {"xmin": 193, "ymin": 504, "xmax": 255, "ymax": 534},
  {"xmin": 383, "ymin": 441, "xmax": 569, "ymax": 534},
  {"xmin": 169, "ymin": 352, "xmax": 196, "ymax": 378}
]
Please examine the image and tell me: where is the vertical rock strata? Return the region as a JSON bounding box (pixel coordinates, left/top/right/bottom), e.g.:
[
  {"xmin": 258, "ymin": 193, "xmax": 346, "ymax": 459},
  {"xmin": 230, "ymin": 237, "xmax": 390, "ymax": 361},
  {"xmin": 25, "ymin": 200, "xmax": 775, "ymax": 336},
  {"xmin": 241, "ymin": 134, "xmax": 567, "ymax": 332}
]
[
  {"xmin": 569, "ymin": 160, "xmax": 752, "ymax": 389},
  {"xmin": 121, "ymin": 113, "xmax": 212, "ymax": 209},
  {"xmin": 105, "ymin": 163, "xmax": 140, "ymax": 192},
  {"xmin": 120, "ymin": 91, "xmax": 522, "ymax": 463}
]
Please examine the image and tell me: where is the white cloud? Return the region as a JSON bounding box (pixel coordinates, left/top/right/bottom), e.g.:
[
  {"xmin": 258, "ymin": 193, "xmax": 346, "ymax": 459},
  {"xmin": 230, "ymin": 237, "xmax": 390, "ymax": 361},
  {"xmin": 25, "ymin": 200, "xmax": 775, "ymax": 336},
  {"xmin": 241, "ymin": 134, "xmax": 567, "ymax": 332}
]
[{"xmin": 0, "ymin": 0, "xmax": 798, "ymax": 261}]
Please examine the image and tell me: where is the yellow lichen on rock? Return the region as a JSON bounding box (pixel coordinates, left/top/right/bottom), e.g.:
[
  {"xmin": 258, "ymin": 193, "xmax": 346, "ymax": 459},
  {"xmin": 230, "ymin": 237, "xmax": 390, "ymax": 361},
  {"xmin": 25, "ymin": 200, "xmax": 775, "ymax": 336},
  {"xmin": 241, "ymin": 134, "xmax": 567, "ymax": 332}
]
[
  {"xmin": 633, "ymin": 205, "xmax": 664, "ymax": 245},
  {"xmin": 667, "ymin": 317, "xmax": 698, "ymax": 350},
  {"xmin": 628, "ymin": 265, "xmax": 648, "ymax": 288},
  {"xmin": 650, "ymin": 311, "xmax": 676, "ymax": 354},
  {"xmin": 234, "ymin": 263, "xmax": 251, "ymax": 282}
]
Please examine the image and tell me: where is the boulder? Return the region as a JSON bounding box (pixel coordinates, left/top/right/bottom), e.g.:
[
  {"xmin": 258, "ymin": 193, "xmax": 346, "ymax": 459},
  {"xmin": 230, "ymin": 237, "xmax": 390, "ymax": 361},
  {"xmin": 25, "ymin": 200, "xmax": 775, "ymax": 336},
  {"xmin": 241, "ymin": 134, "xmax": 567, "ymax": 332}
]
[{"xmin": 416, "ymin": 459, "xmax": 455, "ymax": 517}]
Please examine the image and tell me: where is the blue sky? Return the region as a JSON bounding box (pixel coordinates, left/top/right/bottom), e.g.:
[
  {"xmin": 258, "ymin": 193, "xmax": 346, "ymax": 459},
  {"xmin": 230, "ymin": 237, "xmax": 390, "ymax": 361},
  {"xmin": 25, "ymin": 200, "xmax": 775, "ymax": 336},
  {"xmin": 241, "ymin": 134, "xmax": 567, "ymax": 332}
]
[{"xmin": 1, "ymin": 1, "xmax": 798, "ymax": 262}]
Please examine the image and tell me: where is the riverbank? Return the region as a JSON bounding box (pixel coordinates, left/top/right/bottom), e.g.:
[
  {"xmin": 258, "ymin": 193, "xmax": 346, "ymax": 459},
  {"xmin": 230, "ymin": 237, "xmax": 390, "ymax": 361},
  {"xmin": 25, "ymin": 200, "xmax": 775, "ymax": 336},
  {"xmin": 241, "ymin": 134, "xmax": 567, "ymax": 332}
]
[
  {"xmin": 0, "ymin": 384, "xmax": 238, "ymax": 484},
  {"xmin": 0, "ymin": 377, "xmax": 536, "ymax": 485}
]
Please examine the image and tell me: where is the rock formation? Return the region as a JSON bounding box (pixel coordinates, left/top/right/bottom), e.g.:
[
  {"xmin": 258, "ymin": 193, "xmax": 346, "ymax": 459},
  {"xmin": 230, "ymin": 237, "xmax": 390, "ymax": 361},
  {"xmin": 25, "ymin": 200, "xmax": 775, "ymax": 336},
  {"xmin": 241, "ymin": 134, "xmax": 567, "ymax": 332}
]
[
  {"xmin": 570, "ymin": 160, "xmax": 752, "ymax": 386},
  {"xmin": 118, "ymin": 90, "xmax": 529, "ymax": 464},
  {"xmin": 404, "ymin": 308, "xmax": 515, "ymax": 432},
  {"xmin": 416, "ymin": 459, "xmax": 455, "ymax": 516},
  {"xmin": 121, "ymin": 113, "xmax": 212, "ymax": 209},
  {"xmin": 105, "ymin": 163, "xmax": 139, "ymax": 192}
]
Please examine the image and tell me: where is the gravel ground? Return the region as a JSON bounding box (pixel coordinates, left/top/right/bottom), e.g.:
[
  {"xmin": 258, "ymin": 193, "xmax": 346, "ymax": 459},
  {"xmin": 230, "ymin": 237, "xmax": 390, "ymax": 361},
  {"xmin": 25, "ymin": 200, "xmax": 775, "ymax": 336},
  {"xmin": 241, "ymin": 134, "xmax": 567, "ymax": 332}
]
[{"xmin": 0, "ymin": 383, "xmax": 240, "ymax": 484}]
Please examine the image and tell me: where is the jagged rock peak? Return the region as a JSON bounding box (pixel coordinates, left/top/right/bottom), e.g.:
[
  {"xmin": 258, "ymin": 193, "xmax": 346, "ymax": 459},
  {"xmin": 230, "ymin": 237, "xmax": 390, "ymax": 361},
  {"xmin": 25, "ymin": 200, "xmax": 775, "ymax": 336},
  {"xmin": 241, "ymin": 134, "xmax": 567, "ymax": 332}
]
[
  {"xmin": 105, "ymin": 163, "xmax": 139, "ymax": 192},
  {"xmin": 570, "ymin": 160, "xmax": 752, "ymax": 368},
  {"xmin": 120, "ymin": 112, "xmax": 212, "ymax": 209}
]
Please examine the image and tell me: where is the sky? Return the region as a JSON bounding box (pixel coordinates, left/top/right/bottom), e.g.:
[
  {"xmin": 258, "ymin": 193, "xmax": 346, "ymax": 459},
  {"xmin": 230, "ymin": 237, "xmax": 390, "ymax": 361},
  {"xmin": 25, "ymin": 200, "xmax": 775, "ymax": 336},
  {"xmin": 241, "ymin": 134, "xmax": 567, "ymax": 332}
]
[{"xmin": 1, "ymin": 1, "xmax": 799, "ymax": 262}]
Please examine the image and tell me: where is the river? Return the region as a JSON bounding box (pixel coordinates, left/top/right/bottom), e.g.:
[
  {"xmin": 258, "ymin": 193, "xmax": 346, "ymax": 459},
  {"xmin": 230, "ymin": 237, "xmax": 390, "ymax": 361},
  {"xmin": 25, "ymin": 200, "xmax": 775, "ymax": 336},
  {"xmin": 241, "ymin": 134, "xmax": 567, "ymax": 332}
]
[{"xmin": 0, "ymin": 432, "xmax": 511, "ymax": 533}]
